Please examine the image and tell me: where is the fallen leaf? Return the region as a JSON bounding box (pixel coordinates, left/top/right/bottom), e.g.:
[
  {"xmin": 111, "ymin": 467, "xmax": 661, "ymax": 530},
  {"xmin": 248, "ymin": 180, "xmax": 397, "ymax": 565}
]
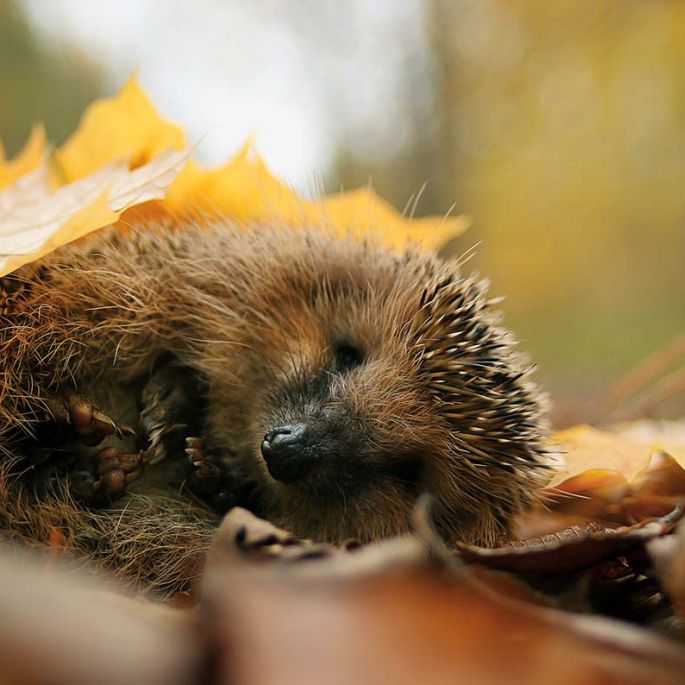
[
  {"xmin": 206, "ymin": 507, "xmax": 355, "ymax": 573},
  {"xmin": 551, "ymin": 425, "xmax": 685, "ymax": 486},
  {"xmin": 317, "ymin": 187, "xmax": 469, "ymax": 251},
  {"xmin": 165, "ymin": 142, "xmax": 314, "ymax": 223},
  {"xmin": 202, "ymin": 538, "xmax": 685, "ymax": 685},
  {"xmin": 610, "ymin": 419, "xmax": 685, "ymax": 446},
  {"xmin": 0, "ymin": 163, "xmax": 53, "ymax": 217},
  {"xmin": 55, "ymin": 76, "xmax": 185, "ymax": 182},
  {"xmin": 0, "ymin": 148, "xmax": 190, "ymax": 277},
  {"xmin": 632, "ymin": 450, "xmax": 685, "ymax": 497},
  {"xmin": 456, "ymin": 508, "xmax": 682, "ymax": 576},
  {"xmin": 545, "ymin": 469, "xmax": 632, "ymax": 521},
  {"xmin": 541, "ymin": 425, "xmax": 685, "ymax": 524},
  {"xmin": 2, "ymin": 77, "xmax": 468, "ymax": 272},
  {"xmin": 0, "ymin": 549, "xmax": 199, "ymax": 685},
  {"xmin": 165, "ymin": 144, "xmax": 469, "ymax": 251}
]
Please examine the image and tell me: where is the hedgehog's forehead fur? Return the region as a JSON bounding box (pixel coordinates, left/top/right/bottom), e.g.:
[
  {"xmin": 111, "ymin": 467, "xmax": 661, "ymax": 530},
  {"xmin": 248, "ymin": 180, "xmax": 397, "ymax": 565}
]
[{"xmin": 159, "ymin": 223, "xmax": 549, "ymax": 545}]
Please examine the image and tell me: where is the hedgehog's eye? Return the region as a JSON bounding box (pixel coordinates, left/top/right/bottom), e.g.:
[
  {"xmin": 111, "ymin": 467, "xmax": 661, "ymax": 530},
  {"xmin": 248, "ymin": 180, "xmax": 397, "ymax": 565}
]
[{"xmin": 334, "ymin": 341, "xmax": 364, "ymax": 372}]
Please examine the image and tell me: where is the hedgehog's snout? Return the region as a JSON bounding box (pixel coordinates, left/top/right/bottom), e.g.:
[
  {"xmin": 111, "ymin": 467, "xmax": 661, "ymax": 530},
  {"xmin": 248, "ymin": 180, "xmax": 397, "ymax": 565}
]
[
  {"xmin": 261, "ymin": 423, "xmax": 315, "ymax": 483},
  {"xmin": 259, "ymin": 400, "xmax": 369, "ymax": 487}
]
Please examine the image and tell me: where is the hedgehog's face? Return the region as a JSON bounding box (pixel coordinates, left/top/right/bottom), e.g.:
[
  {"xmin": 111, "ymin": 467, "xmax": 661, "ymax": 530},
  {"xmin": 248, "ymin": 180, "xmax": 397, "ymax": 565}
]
[
  {"xmin": 222, "ymin": 266, "xmax": 545, "ymax": 546},
  {"xmin": 253, "ymin": 326, "xmax": 448, "ymax": 543},
  {"xmin": 204, "ymin": 240, "xmax": 546, "ymax": 546}
]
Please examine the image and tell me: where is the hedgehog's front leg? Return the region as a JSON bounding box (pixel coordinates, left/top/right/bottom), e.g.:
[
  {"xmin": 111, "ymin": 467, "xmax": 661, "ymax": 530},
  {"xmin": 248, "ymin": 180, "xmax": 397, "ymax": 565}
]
[
  {"xmin": 184, "ymin": 437, "xmax": 238, "ymax": 510},
  {"xmin": 136, "ymin": 357, "xmax": 249, "ymax": 510},
  {"xmin": 33, "ymin": 357, "xmax": 204, "ymax": 502},
  {"xmin": 184, "ymin": 437, "xmax": 264, "ymax": 515},
  {"xmin": 25, "ymin": 390, "xmax": 135, "ymax": 472},
  {"xmin": 26, "ymin": 391, "xmax": 142, "ymax": 504},
  {"xmin": 137, "ymin": 356, "xmax": 206, "ymax": 465},
  {"xmin": 67, "ymin": 357, "xmax": 207, "ymax": 502}
]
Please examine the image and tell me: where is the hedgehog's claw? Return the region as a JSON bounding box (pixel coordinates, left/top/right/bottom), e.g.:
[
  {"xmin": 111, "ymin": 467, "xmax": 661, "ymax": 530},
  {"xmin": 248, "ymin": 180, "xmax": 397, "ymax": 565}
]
[
  {"xmin": 185, "ymin": 436, "xmax": 209, "ymax": 470},
  {"xmin": 186, "ymin": 436, "xmax": 223, "ymax": 481},
  {"xmin": 42, "ymin": 392, "xmax": 134, "ymax": 447}
]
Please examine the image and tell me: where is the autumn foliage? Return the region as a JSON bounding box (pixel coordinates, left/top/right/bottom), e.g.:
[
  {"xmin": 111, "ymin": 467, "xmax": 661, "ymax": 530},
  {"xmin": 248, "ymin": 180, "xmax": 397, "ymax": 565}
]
[{"xmin": 0, "ymin": 77, "xmax": 467, "ymax": 278}]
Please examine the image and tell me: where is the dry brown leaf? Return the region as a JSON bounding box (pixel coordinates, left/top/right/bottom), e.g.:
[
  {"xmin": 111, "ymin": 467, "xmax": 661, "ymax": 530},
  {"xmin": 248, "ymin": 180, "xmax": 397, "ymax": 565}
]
[
  {"xmin": 541, "ymin": 425, "xmax": 685, "ymax": 524},
  {"xmin": 202, "ymin": 543, "xmax": 685, "ymax": 685},
  {"xmin": 457, "ymin": 508, "xmax": 681, "ymax": 576},
  {"xmin": 0, "ymin": 550, "xmax": 199, "ymax": 685}
]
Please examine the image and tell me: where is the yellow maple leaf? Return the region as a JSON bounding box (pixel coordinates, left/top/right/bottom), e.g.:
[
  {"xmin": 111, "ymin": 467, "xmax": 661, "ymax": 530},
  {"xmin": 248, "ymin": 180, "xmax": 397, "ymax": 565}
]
[
  {"xmin": 166, "ymin": 143, "xmax": 468, "ymax": 249},
  {"xmin": 166, "ymin": 141, "xmax": 313, "ymax": 224},
  {"xmin": 56, "ymin": 77, "xmax": 467, "ymax": 251},
  {"xmin": 315, "ymin": 188, "xmax": 468, "ymax": 251},
  {"xmin": 3, "ymin": 76, "xmax": 467, "ymax": 269},
  {"xmin": 55, "ymin": 76, "xmax": 185, "ymax": 182},
  {"xmin": 0, "ymin": 125, "xmax": 47, "ymax": 191}
]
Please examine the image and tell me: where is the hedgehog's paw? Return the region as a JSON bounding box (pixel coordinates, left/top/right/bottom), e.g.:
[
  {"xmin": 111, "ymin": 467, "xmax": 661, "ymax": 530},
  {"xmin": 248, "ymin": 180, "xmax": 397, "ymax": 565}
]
[
  {"xmin": 138, "ymin": 356, "xmax": 205, "ymax": 465},
  {"xmin": 41, "ymin": 392, "xmax": 135, "ymax": 447},
  {"xmin": 184, "ymin": 437, "xmax": 235, "ymax": 510},
  {"xmin": 70, "ymin": 446, "xmax": 143, "ymax": 504}
]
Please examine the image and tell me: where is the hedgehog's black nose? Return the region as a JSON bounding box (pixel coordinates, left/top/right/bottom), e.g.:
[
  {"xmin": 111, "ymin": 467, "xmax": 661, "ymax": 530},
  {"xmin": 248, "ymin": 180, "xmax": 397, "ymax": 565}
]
[{"xmin": 261, "ymin": 423, "xmax": 313, "ymax": 483}]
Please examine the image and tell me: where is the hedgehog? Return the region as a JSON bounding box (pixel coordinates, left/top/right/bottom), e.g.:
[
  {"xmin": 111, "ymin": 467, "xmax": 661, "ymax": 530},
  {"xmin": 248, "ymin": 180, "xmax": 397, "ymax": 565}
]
[{"xmin": 0, "ymin": 220, "xmax": 549, "ymax": 594}]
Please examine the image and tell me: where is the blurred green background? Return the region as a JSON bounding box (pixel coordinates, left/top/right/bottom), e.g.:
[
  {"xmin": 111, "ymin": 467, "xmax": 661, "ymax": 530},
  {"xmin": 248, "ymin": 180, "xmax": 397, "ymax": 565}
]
[{"xmin": 1, "ymin": 0, "xmax": 683, "ymax": 424}]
